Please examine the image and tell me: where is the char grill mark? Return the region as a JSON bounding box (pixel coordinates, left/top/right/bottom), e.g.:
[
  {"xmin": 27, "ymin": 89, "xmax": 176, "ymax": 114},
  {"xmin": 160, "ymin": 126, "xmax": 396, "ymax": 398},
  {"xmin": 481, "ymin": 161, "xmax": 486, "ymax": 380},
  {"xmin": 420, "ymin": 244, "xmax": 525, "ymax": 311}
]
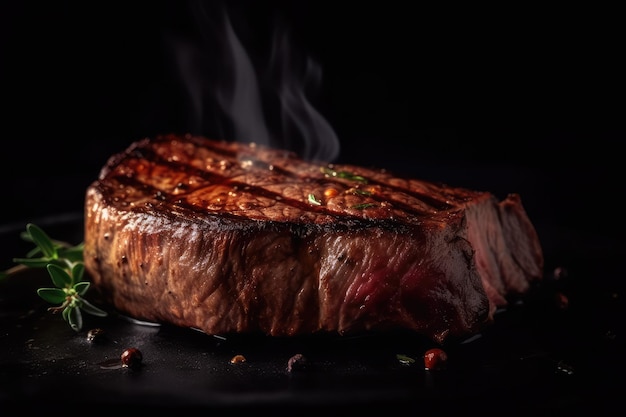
[
  {"xmin": 105, "ymin": 150, "xmax": 346, "ymax": 220},
  {"xmin": 119, "ymin": 137, "xmax": 456, "ymax": 220}
]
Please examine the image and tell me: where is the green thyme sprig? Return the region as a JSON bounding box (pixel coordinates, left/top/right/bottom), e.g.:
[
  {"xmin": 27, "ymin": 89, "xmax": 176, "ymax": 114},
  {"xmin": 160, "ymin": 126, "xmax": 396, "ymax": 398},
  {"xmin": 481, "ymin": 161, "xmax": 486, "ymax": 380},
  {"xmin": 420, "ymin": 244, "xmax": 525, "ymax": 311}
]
[
  {"xmin": 2, "ymin": 223, "xmax": 107, "ymax": 331},
  {"xmin": 320, "ymin": 166, "xmax": 367, "ymax": 183},
  {"xmin": 307, "ymin": 193, "xmax": 322, "ymax": 205}
]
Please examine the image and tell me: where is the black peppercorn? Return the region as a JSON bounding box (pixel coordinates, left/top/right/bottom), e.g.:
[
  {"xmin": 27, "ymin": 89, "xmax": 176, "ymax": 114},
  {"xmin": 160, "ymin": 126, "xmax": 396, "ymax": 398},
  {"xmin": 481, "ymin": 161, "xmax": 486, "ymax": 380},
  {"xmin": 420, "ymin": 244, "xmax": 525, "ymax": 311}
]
[
  {"xmin": 86, "ymin": 328, "xmax": 107, "ymax": 344},
  {"xmin": 286, "ymin": 353, "xmax": 309, "ymax": 372}
]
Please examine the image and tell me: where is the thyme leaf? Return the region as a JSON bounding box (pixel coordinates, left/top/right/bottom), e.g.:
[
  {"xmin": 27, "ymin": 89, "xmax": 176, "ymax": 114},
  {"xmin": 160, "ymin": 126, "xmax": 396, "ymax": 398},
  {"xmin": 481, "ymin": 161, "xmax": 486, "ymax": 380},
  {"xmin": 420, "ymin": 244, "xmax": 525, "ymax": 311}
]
[
  {"xmin": 320, "ymin": 166, "xmax": 367, "ymax": 183},
  {"xmin": 2, "ymin": 223, "xmax": 107, "ymax": 332},
  {"xmin": 351, "ymin": 203, "xmax": 378, "ymax": 210},
  {"xmin": 349, "ymin": 188, "xmax": 372, "ymax": 196},
  {"xmin": 308, "ymin": 193, "xmax": 322, "ymax": 205}
]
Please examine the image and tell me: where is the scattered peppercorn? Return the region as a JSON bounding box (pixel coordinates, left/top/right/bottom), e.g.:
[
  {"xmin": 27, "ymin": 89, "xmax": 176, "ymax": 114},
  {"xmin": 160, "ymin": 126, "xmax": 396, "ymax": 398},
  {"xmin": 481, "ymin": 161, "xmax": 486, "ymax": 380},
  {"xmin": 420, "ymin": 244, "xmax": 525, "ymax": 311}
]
[
  {"xmin": 86, "ymin": 328, "xmax": 107, "ymax": 344},
  {"xmin": 120, "ymin": 347, "xmax": 143, "ymax": 369},
  {"xmin": 423, "ymin": 348, "xmax": 448, "ymax": 370},
  {"xmin": 552, "ymin": 266, "xmax": 568, "ymax": 280},
  {"xmin": 230, "ymin": 354, "xmax": 247, "ymax": 364},
  {"xmin": 286, "ymin": 353, "xmax": 308, "ymax": 372},
  {"xmin": 555, "ymin": 292, "xmax": 569, "ymax": 310}
]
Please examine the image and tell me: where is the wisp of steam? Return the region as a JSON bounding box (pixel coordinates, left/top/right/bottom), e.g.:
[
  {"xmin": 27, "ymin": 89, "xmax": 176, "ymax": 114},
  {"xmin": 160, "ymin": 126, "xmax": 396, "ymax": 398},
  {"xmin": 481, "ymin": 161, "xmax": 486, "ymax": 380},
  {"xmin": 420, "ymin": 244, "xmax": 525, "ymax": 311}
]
[{"xmin": 165, "ymin": 2, "xmax": 340, "ymax": 163}]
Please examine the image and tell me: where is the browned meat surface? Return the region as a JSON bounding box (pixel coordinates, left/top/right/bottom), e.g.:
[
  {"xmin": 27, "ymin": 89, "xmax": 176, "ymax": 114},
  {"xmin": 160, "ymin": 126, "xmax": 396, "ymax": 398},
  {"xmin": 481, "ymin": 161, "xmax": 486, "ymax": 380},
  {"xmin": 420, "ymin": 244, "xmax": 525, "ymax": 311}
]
[{"xmin": 83, "ymin": 134, "xmax": 544, "ymax": 344}]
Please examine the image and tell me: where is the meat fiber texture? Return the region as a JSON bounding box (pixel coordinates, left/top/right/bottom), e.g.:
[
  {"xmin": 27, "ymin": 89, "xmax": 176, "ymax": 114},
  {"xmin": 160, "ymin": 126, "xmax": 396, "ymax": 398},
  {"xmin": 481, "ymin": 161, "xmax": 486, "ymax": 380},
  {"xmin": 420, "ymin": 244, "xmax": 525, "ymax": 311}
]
[{"xmin": 83, "ymin": 134, "xmax": 544, "ymax": 344}]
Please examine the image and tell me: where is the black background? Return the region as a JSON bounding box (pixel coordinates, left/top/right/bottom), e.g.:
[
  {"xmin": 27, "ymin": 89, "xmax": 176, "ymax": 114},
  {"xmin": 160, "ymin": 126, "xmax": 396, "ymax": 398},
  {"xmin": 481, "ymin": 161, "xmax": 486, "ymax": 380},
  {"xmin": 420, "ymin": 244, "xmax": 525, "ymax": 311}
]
[
  {"xmin": 1, "ymin": 1, "xmax": 625, "ymax": 414},
  {"xmin": 2, "ymin": 1, "xmax": 625, "ymax": 263}
]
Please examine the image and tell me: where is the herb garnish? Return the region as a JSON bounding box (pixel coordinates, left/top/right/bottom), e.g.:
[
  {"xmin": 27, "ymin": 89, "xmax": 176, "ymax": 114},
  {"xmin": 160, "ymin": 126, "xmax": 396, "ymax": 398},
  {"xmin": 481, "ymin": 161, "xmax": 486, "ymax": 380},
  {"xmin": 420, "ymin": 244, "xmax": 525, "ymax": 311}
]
[
  {"xmin": 348, "ymin": 188, "xmax": 373, "ymax": 196},
  {"xmin": 351, "ymin": 203, "xmax": 378, "ymax": 210},
  {"xmin": 1, "ymin": 223, "xmax": 107, "ymax": 331},
  {"xmin": 308, "ymin": 193, "xmax": 322, "ymax": 205},
  {"xmin": 320, "ymin": 166, "xmax": 367, "ymax": 183}
]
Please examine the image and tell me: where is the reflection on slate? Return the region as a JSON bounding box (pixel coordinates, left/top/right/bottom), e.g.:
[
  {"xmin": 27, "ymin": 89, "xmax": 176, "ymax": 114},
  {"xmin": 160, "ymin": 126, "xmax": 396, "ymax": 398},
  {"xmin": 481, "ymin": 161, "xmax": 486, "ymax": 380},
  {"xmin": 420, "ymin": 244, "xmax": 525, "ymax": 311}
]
[{"xmin": 0, "ymin": 215, "xmax": 623, "ymax": 415}]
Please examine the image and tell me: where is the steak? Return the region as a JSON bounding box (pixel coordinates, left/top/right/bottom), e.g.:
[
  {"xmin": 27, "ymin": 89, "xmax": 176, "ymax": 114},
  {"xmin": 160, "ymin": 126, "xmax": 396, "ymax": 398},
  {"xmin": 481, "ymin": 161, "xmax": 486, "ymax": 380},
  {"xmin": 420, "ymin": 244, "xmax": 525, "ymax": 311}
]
[{"xmin": 83, "ymin": 134, "xmax": 544, "ymax": 344}]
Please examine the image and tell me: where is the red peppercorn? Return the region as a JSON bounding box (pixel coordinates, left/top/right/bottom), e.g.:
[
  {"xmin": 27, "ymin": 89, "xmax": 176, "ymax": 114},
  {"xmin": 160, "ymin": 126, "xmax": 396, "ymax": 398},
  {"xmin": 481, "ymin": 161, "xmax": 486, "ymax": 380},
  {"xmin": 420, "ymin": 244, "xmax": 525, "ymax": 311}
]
[
  {"xmin": 555, "ymin": 292, "xmax": 569, "ymax": 310},
  {"xmin": 120, "ymin": 347, "xmax": 143, "ymax": 369},
  {"xmin": 423, "ymin": 348, "xmax": 448, "ymax": 370},
  {"xmin": 552, "ymin": 266, "xmax": 568, "ymax": 280},
  {"xmin": 230, "ymin": 354, "xmax": 247, "ymax": 364}
]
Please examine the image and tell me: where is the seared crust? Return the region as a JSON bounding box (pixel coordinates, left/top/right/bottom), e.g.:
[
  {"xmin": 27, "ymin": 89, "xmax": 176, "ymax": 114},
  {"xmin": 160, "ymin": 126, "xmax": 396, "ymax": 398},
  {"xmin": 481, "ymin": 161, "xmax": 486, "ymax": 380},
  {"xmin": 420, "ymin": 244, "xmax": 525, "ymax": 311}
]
[
  {"xmin": 83, "ymin": 134, "xmax": 544, "ymax": 343},
  {"xmin": 94, "ymin": 134, "xmax": 484, "ymax": 226}
]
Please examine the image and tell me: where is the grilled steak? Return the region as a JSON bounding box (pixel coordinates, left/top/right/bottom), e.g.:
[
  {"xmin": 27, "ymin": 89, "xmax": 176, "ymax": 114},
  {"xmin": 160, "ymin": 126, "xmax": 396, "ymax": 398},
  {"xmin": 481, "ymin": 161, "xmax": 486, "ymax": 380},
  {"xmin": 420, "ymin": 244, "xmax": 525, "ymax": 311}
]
[{"xmin": 83, "ymin": 134, "xmax": 544, "ymax": 344}]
